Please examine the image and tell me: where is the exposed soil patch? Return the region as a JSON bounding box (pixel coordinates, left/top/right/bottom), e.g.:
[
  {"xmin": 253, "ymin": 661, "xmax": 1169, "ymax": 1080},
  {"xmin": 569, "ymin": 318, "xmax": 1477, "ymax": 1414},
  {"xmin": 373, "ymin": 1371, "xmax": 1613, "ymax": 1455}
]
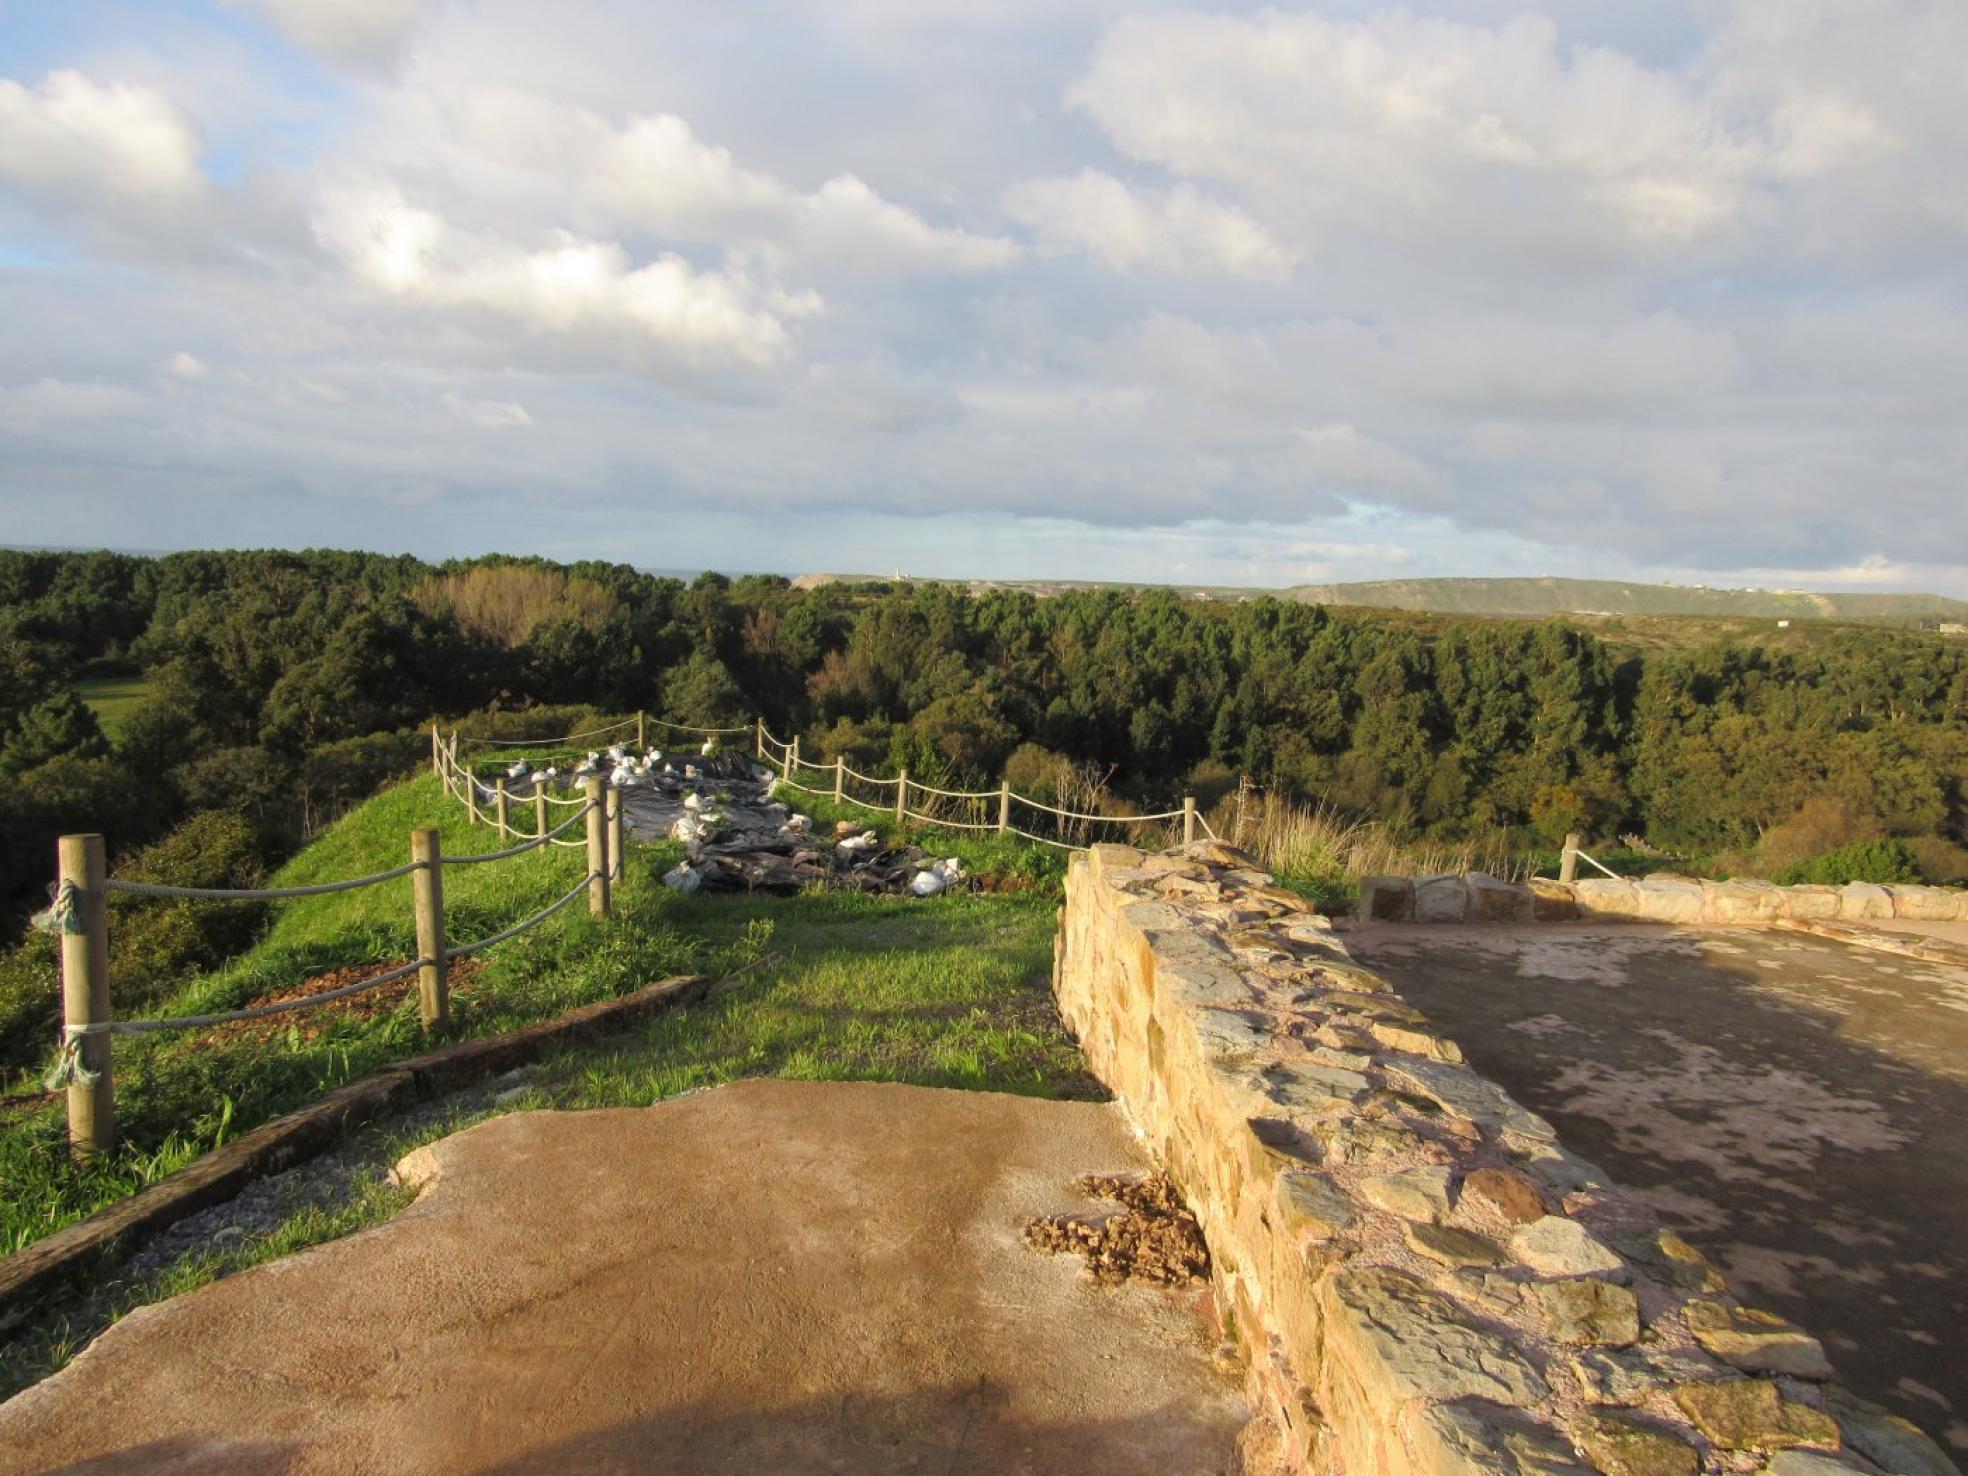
[
  {"xmin": 1025, "ymin": 1172, "xmax": 1212, "ymax": 1287},
  {"xmin": 198, "ymin": 959, "xmax": 486, "ymax": 1046}
]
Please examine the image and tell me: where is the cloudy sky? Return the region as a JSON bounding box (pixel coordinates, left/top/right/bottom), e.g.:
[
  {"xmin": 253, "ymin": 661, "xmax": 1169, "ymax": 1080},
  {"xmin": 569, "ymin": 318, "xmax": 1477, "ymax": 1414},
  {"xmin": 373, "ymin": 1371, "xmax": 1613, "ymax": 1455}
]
[{"xmin": 1, "ymin": 0, "xmax": 1964, "ymax": 592}]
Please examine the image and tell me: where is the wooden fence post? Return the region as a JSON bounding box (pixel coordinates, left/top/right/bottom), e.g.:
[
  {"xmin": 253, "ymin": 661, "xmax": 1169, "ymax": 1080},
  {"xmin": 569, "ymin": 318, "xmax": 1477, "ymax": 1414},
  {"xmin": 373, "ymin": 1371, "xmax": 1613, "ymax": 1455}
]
[
  {"xmin": 1559, "ymin": 833, "xmax": 1581, "ymax": 884},
  {"xmin": 494, "ymin": 779, "xmax": 509, "ymax": 840},
  {"xmin": 585, "ymin": 778, "xmax": 610, "ymax": 919},
  {"xmin": 791, "ymin": 735, "xmax": 800, "ymax": 777},
  {"xmin": 1183, "ymin": 795, "xmax": 1197, "ymax": 846},
  {"xmin": 410, "ymin": 827, "xmax": 448, "ymax": 1032},
  {"xmin": 430, "ymin": 722, "xmax": 440, "ymax": 776},
  {"xmin": 896, "ymin": 768, "xmax": 909, "ymax": 826},
  {"xmin": 535, "ymin": 788, "xmax": 548, "ymax": 840},
  {"xmin": 835, "ymin": 756, "xmax": 845, "ymax": 804},
  {"xmin": 58, "ymin": 834, "xmax": 113, "ymax": 1157},
  {"xmin": 998, "ymin": 781, "xmax": 1011, "ymax": 835},
  {"xmin": 781, "ymin": 739, "xmax": 793, "ymax": 782},
  {"xmin": 637, "ymin": 711, "xmax": 646, "ymax": 750},
  {"xmin": 607, "ymin": 787, "xmax": 625, "ymax": 880},
  {"xmin": 756, "ymin": 718, "xmax": 764, "ymax": 759}
]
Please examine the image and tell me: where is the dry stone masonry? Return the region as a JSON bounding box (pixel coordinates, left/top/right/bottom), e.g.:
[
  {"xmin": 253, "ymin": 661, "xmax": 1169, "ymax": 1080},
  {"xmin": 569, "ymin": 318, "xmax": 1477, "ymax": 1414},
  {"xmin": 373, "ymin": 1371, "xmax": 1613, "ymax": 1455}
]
[
  {"xmin": 1051, "ymin": 842, "xmax": 1961, "ymax": 1476},
  {"xmin": 1359, "ymin": 873, "xmax": 1968, "ymax": 928}
]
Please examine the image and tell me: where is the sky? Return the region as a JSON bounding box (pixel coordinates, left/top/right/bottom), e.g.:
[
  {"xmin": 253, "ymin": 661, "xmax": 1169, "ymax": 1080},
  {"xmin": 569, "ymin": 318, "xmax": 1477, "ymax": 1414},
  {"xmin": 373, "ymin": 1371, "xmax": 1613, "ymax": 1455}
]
[{"xmin": 1, "ymin": 0, "xmax": 1964, "ymax": 594}]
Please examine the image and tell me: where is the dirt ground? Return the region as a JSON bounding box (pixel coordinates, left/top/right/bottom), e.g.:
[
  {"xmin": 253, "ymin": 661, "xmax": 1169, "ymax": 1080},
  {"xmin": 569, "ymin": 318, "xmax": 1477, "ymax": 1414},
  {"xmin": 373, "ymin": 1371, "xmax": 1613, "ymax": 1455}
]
[
  {"xmin": 0, "ymin": 1080, "xmax": 1249, "ymax": 1475},
  {"xmin": 1347, "ymin": 921, "xmax": 1968, "ymax": 1455}
]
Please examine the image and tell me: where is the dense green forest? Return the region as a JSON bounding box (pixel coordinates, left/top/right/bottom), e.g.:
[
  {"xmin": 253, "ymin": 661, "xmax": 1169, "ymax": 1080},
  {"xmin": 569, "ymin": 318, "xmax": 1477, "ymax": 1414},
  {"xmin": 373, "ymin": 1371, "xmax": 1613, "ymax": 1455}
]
[{"xmin": 3, "ymin": 547, "xmax": 1967, "ymax": 931}]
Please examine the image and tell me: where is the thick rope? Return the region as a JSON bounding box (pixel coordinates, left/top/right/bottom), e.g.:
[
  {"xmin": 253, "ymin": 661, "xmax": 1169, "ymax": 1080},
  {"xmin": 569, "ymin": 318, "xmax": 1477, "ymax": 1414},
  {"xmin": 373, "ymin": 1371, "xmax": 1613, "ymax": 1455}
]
[
  {"xmin": 66, "ymin": 956, "xmax": 428, "ymax": 1037},
  {"xmin": 900, "ymin": 807, "xmax": 1000, "ymax": 832},
  {"xmin": 106, "ymin": 862, "xmax": 424, "ymax": 901},
  {"xmin": 1576, "ymin": 850, "xmax": 1624, "ymax": 880}
]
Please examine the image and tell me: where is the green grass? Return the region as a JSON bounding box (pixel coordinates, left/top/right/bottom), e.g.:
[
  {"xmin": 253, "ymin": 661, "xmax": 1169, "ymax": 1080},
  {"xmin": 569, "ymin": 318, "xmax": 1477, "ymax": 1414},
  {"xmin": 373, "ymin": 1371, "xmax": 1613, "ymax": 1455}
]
[{"xmin": 75, "ymin": 675, "xmax": 152, "ymax": 741}]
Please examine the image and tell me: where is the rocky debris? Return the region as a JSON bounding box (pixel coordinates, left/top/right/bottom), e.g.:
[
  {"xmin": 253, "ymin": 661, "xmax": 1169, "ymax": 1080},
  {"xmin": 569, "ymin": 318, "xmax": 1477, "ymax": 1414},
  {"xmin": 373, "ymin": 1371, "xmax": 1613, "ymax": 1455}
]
[
  {"xmin": 1526, "ymin": 1277, "xmax": 1639, "ymax": 1347},
  {"xmin": 1510, "ymin": 1215, "xmax": 1626, "ymax": 1279},
  {"xmin": 1022, "ymin": 1173, "xmax": 1211, "ymax": 1288},
  {"xmin": 1573, "ymin": 1410, "xmax": 1700, "ymax": 1476},
  {"xmin": 1684, "ymin": 1298, "xmax": 1835, "ymax": 1379},
  {"xmin": 1670, "ymin": 1379, "xmax": 1840, "ymax": 1452}
]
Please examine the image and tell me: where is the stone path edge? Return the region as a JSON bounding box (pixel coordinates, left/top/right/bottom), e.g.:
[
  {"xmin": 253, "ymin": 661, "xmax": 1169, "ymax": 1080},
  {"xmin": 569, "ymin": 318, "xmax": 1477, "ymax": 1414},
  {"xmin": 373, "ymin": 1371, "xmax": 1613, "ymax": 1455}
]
[{"xmin": 0, "ymin": 973, "xmax": 710, "ymax": 1333}]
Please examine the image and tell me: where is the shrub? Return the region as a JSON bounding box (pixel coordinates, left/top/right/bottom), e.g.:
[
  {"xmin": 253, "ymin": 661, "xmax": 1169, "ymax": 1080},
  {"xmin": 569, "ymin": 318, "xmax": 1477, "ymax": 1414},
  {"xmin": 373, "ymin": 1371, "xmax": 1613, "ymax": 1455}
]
[{"xmin": 1774, "ymin": 839, "xmax": 1923, "ymax": 887}]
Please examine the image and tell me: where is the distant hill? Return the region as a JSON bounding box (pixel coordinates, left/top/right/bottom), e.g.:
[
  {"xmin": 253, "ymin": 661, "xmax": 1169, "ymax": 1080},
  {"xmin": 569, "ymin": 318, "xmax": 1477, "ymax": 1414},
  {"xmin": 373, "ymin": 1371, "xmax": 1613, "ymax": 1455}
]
[{"xmin": 1281, "ymin": 577, "xmax": 1968, "ymax": 622}]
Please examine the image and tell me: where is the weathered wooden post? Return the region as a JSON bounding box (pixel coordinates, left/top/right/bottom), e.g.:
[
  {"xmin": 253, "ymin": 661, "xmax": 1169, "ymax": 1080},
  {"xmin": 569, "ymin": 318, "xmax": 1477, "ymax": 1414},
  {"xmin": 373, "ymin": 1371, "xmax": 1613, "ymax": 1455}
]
[
  {"xmin": 606, "ymin": 787, "xmax": 625, "ymax": 880},
  {"xmin": 637, "ymin": 711, "xmax": 646, "ymax": 749},
  {"xmin": 790, "ymin": 735, "xmax": 800, "ymax": 777},
  {"xmin": 781, "ymin": 738, "xmax": 793, "ymax": 783},
  {"xmin": 584, "ymin": 777, "xmax": 610, "ymax": 919},
  {"xmin": 1560, "ymin": 833, "xmax": 1581, "ymax": 884},
  {"xmin": 1183, "ymin": 795, "xmax": 1198, "ymax": 846},
  {"xmin": 410, "ymin": 827, "xmax": 448, "ymax": 1032},
  {"xmin": 834, "ymin": 756, "xmax": 845, "ymax": 804},
  {"xmin": 896, "ymin": 768, "xmax": 909, "ymax": 826},
  {"xmin": 756, "ymin": 718, "xmax": 764, "ymax": 759},
  {"xmin": 494, "ymin": 778, "xmax": 510, "ymax": 840},
  {"xmin": 430, "ymin": 721, "xmax": 440, "ymax": 776},
  {"xmin": 535, "ymin": 788, "xmax": 548, "ymax": 840},
  {"xmin": 998, "ymin": 781, "xmax": 1011, "ymax": 835},
  {"xmin": 58, "ymin": 834, "xmax": 113, "ymax": 1157}
]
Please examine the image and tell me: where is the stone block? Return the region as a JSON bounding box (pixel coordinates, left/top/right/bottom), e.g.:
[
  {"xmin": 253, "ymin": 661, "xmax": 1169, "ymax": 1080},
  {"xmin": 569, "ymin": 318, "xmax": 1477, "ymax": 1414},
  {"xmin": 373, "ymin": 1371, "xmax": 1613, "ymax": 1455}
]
[
  {"xmin": 1823, "ymin": 1386, "xmax": 1963, "ymax": 1476},
  {"xmin": 1358, "ymin": 876, "xmax": 1415, "ymax": 921},
  {"xmin": 1468, "ymin": 872, "xmax": 1536, "ymax": 923},
  {"xmin": 1779, "ymin": 884, "xmax": 1842, "ymax": 920},
  {"xmin": 1526, "ymin": 878, "xmax": 1579, "ymax": 921},
  {"xmin": 1886, "ymin": 885, "xmax": 1967, "ymax": 921},
  {"xmin": 1088, "ymin": 843, "xmax": 1147, "ymax": 871},
  {"xmin": 1369, "ymin": 1020, "xmax": 1465, "ymax": 1062},
  {"xmin": 1407, "ymin": 1400, "xmax": 1590, "ymax": 1476},
  {"xmin": 1700, "ymin": 879, "xmax": 1787, "ymax": 924},
  {"xmin": 1572, "ymin": 877, "xmax": 1644, "ymax": 919},
  {"xmin": 1837, "ymin": 882, "xmax": 1894, "ymax": 920},
  {"xmin": 1528, "ymin": 1277, "xmax": 1639, "ymax": 1346},
  {"xmin": 1404, "ymin": 1222, "xmax": 1508, "ymax": 1269},
  {"xmin": 1275, "ymin": 1171, "xmax": 1357, "ymax": 1241},
  {"xmin": 1461, "ymin": 1166, "xmax": 1547, "ymax": 1225},
  {"xmin": 1415, "ymin": 874, "xmax": 1471, "ymax": 923},
  {"xmin": 1684, "ymin": 1299, "xmax": 1834, "ymax": 1379},
  {"xmin": 1670, "ymin": 1380, "xmax": 1839, "ymax": 1451},
  {"xmin": 1634, "ymin": 877, "xmax": 1705, "ymax": 923},
  {"xmin": 1575, "ymin": 1410, "xmax": 1700, "ymax": 1476},
  {"xmin": 1359, "ymin": 1165, "xmax": 1456, "ymax": 1223}
]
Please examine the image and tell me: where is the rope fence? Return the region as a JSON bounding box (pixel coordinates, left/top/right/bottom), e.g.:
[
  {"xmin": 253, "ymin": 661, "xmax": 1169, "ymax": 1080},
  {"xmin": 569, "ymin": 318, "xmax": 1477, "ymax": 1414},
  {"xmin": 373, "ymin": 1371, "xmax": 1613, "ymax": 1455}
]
[
  {"xmin": 45, "ymin": 723, "xmax": 636, "ymax": 1157},
  {"xmin": 755, "ymin": 722, "xmax": 1200, "ymax": 852}
]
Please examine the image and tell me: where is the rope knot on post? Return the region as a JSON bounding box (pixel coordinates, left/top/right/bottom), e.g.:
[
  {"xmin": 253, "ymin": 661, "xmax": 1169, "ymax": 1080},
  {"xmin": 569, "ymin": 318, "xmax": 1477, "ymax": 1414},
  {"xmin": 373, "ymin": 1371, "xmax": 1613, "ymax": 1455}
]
[
  {"xmin": 43, "ymin": 1028, "xmax": 102, "ymax": 1092},
  {"xmin": 31, "ymin": 880, "xmax": 82, "ymax": 936}
]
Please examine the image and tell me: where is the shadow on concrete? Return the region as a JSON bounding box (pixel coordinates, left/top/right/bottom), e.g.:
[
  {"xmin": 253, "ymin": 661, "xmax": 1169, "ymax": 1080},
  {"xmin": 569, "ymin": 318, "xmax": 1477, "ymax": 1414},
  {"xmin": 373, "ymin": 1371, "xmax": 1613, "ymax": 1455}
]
[{"xmin": 1352, "ymin": 924, "xmax": 1968, "ymax": 1453}]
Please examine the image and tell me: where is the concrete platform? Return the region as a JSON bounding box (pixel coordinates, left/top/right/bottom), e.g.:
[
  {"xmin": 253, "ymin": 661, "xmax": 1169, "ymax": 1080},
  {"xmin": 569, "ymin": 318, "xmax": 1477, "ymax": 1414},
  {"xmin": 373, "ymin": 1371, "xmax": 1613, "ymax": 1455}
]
[
  {"xmin": 0, "ymin": 1081, "xmax": 1249, "ymax": 1475},
  {"xmin": 1349, "ymin": 922, "xmax": 1968, "ymax": 1455}
]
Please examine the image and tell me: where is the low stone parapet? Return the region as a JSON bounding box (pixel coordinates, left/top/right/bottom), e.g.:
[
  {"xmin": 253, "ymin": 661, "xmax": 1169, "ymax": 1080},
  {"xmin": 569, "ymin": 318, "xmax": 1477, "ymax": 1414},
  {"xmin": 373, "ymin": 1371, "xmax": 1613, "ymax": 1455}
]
[
  {"xmin": 1052, "ymin": 842, "xmax": 1959, "ymax": 1476},
  {"xmin": 1360, "ymin": 872, "xmax": 1968, "ymax": 927}
]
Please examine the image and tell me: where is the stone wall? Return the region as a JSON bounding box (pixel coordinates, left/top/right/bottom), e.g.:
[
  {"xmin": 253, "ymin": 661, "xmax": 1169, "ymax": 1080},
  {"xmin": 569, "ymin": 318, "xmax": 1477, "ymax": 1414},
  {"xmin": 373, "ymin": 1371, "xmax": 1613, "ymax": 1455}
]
[
  {"xmin": 1052, "ymin": 841, "xmax": 1959, "ymax": 1476},
  {"xmin": 1359, "ymin": 872, "xmax": 1968, "ymax": 927}
]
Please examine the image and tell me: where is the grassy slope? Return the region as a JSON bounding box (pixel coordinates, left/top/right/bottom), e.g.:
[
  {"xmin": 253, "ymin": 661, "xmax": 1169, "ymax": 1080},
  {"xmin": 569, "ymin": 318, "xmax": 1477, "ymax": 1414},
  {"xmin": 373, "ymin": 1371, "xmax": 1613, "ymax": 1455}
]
[{"xmin": 1284, "ymin": 576, "xmax": 1968, "ymax": 622}]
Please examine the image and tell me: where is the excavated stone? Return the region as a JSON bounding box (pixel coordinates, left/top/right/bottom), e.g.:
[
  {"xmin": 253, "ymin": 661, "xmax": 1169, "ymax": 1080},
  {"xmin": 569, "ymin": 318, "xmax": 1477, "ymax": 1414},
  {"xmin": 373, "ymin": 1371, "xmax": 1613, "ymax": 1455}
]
[
  {"xmin": 1574, "ymin": 1410, "xmax": 1700, "ymax": 1476},
  {"xmin": 1408, "ymin": 1400, "xmax": 1590, "ymax": 1476},
  {"xmin": 1823, "ymin": 1387, "xmax": 1963, "ymax": 1476},
  {"xmin": 1700, "ymin": 879, "xmax": 1788, "ymax": 923},
  {"xmin": 1886, "ymin": 885, "xmax": 1967, "ymax": 922},
  {"xmin": 1528, "ymin": 1278, "xmax": 1640, "ymax": 1347},
  {"xmin": 1684, "ymin": 1300, "xmax": 1835, "ymax": 1380},
  {"xmin": 1572, "ymin": 878, "xmax": 1644, "ymax": 919},
  {"xmin": 1633, "ymin": 878, "xmax": 1705, "ymax": 923},
  {"xmin": 1670, "ymin": 1380, "xmax": 1840, "ymax": 1451},
  {"xmin": 1461, "ymin": 1166, "xmax": 1548, "ymax": 1226},
  {"xmin": 1275, "ymin": 1172, "xmax": 1358, "ymax": 1241},
  {"xmin": 1369, "ymin": 1020, "xmax": 1465, "ymax": 1062},
  {"xmin": 1837, "ymin": 882, "xmax": 1894, "ymax": 920},
  {"xmin": 1764, "ymin": 1453, "xmax": 1868, "ymax": 1475},
  {"xmin": 1414, "ymin": 874, "xmax": 1470, "ymax": 923},
  {"xmin": 1359, "ymin": 1165, "xmax": 1457, "ymax": 1223},
  {"xmin": 1525, "ymin": 879, "xmax": 1579, "ymax": 922},
  {"xmin": 1467, "ymin": 874, "xmax": 1535, "ymax": 924},
  {"xmin": 1404, "ymin": 1222, "xmax": 1509, "ymax": 1269},
  {"xmin": 1320, "ymin": 1266, "xmax": 1548, "ymax": 1408},
  {"xmin": 1360, "ymin": 876, "xmax": 1415, "ymax": 921},
  {"xmin": 1382, "ymin": 1058, "xmax": 1555, "ymax": 1142},
  {"xmin": 1511, "ymin": 1216, "xmax": 1626, "ymax": 1279},
  {"xmin": 1570, "ymin": 1348, "xmax": 1732, "ymax": 1406}
]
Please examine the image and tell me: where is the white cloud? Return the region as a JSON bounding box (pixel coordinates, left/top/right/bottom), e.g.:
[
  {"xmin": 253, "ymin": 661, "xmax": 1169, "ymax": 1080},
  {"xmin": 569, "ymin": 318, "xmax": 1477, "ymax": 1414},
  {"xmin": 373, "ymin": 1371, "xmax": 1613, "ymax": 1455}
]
[
  {"xmin": 441, "ymin": 391, "xmax": 533, "ymax": 428},
  {"xmin": 314, "ymin": 186, "xmax": 820, "ymax": 371},
  {"xmin": 1001, "ymin": 169, "xmax": 1293, "ymax": 281},
  {"xmin": 233, "ymin": 0, "xmax": 444, "ymax": 68},
  {"xmin": 1067, "ymin": 9, "xmax": 1902, "ymax": 254},
  {"xmin": 165, "ymin": 351, "xmax": 210, "ymax": 380},
  {"xmin": 1290, "ymin": 424, "xmax": 1446, "ymax": 494},
  {"xmin": 0, "ymin": 70, "xmax": 209, "ymax": 225}
]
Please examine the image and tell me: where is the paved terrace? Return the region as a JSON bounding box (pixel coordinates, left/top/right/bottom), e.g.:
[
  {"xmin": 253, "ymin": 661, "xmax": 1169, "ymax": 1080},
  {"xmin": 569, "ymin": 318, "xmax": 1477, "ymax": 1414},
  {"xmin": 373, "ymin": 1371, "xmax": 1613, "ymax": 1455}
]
[
  {"xmin": 0, "ymin": 1080, "xmax": 1248, "ymax": 1475},
  {"xmin": 1344, "ymin": 919, "xmax": 1968, "ymax": 1456}
]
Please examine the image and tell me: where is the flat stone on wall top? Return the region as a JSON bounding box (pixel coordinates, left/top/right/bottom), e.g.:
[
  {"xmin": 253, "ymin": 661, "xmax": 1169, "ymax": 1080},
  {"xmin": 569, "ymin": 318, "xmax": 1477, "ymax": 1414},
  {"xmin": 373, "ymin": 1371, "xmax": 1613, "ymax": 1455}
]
[
  {"xmin": 1361, "ymin": 870, "xmax": 1968, "ymax": 928},
  {"xmin": 1051, "ymin": 842, "xmax": 1961, "ymax": 1476}
]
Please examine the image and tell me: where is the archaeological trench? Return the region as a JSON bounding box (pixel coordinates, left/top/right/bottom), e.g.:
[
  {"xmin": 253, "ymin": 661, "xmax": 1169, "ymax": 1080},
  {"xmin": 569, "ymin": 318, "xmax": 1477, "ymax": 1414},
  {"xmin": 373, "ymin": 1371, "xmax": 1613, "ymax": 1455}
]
[{"xmin": 1050, "ymin": 844, "xmax": 1964, "ymax": 1475}]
